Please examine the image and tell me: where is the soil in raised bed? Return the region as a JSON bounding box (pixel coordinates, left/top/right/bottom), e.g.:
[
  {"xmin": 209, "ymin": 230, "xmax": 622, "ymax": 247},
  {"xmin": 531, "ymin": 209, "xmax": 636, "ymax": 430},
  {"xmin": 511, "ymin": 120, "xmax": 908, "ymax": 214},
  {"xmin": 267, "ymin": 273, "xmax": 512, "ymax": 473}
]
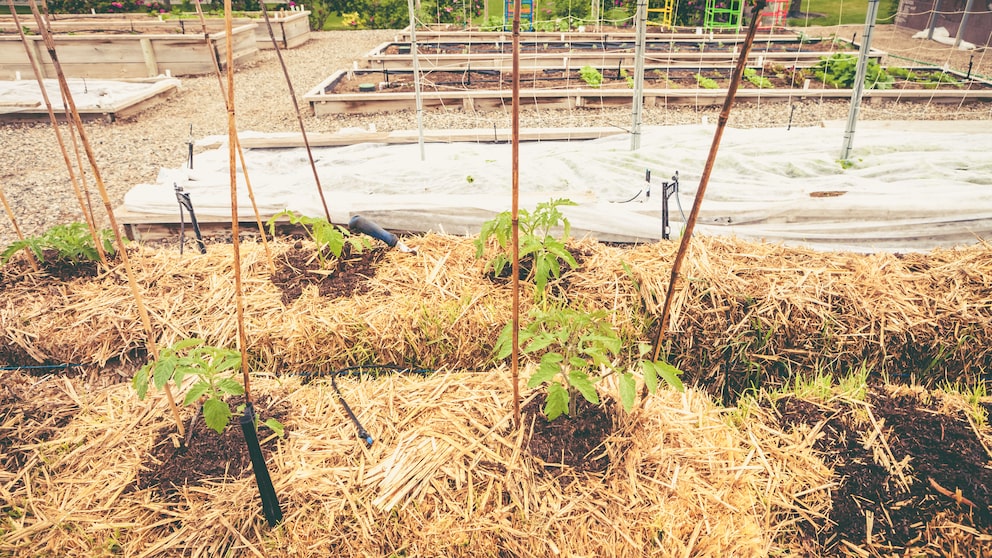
[
  {"xmin": 772, "ymin": 388, "xmax": 992, "ymax": 554},
  {"xmin": 523, "ymin": 394, "xmax": 616, "ymax": 475},
  {"xmin": 383, "ymin": 37, "xmax": 857, "ymax": 56},
  {"xmin": 334, "ymin": 66, "xmax": 987, "ymax": 94},
  {"xmin": 269, "ymin": 242, "xmax": 387, "ymax": 305},
  {"xmin": 135, "ymin": 395, "xmax": 291, "ymax": 500}
]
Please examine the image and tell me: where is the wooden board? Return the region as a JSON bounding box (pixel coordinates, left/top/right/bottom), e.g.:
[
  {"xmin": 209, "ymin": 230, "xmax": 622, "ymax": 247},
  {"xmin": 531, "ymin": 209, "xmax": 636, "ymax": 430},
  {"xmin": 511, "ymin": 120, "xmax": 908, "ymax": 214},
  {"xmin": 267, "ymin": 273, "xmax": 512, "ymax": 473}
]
[{"xmin": 0, "ymin": 25, "xmax": 258, "ymax": 79}]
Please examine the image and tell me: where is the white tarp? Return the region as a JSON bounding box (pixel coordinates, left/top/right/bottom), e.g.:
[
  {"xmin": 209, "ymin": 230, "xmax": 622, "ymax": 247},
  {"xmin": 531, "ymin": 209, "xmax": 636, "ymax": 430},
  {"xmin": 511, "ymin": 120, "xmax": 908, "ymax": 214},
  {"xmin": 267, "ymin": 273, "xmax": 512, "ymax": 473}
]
[{"xmin": 123, "ymin": 123, "xmax": 992, "ymax": 253}]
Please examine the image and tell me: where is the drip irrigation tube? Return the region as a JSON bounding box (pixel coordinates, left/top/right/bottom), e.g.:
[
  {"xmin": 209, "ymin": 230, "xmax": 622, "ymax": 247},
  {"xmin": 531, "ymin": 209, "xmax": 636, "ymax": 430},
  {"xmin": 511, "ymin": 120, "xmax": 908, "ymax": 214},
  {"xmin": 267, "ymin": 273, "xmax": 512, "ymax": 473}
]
[{"xmin": 298, "ymin": 365, "xmax": 433, "ymax": 447}]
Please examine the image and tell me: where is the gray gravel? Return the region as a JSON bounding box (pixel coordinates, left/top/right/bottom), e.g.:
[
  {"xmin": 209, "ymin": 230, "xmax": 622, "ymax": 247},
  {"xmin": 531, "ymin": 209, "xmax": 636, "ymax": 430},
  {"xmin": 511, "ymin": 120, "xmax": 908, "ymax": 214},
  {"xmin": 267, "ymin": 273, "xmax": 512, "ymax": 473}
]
[{"xmin": 1, "ymin": 26, "xmax": 990, "ymax": 247}]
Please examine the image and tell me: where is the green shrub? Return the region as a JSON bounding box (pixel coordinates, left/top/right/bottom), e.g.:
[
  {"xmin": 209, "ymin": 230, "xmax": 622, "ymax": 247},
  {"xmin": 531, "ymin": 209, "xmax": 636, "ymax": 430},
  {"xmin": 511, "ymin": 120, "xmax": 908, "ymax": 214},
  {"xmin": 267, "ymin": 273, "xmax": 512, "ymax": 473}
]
[{"xmin": 1, "ymin": 222, "xmax": 116, "ymax": 266}]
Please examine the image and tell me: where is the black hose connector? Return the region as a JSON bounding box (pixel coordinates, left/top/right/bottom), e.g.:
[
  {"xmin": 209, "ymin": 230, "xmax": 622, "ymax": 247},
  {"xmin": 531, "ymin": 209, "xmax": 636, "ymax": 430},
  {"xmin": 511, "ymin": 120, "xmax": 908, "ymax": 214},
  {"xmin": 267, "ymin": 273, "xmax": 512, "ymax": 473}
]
[{"xmin": 349, "ymin": 214, "xmax": 398, "ymax": 248}]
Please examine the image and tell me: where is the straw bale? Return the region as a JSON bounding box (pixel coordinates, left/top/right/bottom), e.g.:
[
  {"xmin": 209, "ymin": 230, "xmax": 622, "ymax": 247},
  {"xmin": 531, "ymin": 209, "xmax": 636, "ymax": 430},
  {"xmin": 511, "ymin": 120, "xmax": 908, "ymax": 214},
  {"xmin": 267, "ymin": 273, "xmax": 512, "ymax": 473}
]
[
  {"xmin": 0, "ymin": 369, "xmax": 832, "ymax": 556},
  {"xmin": 1, "ymin": 234, "xmax": 990, "ymax": 388}
]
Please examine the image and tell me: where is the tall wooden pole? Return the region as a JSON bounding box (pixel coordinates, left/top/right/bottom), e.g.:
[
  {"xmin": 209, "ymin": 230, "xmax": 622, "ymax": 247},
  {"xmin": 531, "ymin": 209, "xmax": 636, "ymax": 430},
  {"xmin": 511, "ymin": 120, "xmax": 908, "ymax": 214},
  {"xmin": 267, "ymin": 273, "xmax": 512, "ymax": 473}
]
[
  {"xmin": 510, "ymin": 0, "xmax": 522, "ymax": 429},
  {"xmin": 650, "ymin": 0, "xmax": 767, "ymax": 364}
]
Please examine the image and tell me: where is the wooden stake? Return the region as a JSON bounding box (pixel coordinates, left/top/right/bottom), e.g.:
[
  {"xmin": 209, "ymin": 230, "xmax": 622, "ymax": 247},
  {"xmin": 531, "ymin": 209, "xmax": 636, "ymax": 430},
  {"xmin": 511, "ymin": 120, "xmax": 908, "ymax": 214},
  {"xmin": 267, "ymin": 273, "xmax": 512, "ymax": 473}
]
[
  {"xmin": 510, "ymin": 0, "xmax": 523, "ymax": 430},
  {"xmin": 258, "ymin": 1, "xmax": 333, "ymax": 225},
  {"xmin": 25, "ymin": 0, "xmax": 184, "ymax": 438},
  {"xmin": 7, "ymin": 0, "xmax": 99, "ymax": 268},
  {"xmin": 223, "ymin": 0, "xmax": 252, "ymax": 404},
  {"xmin": 193, "ymin": 0, "xmax": 275, "ymax": 274},
  {"xmin": 650, "ymin": 0, "xmax": 768, "ymax": 365}
]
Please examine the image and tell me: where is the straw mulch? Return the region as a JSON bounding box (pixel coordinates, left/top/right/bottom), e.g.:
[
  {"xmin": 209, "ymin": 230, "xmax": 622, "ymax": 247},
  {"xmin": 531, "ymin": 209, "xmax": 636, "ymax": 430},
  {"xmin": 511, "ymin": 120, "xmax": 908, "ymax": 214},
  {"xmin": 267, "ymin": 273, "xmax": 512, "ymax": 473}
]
[
  {"xmin": 0, "ymin": 368, "xmax": 832, "ymax": 556},
  {"xmin": 1, "ymin": 233, "xmax": 991, "ymax": 390}
]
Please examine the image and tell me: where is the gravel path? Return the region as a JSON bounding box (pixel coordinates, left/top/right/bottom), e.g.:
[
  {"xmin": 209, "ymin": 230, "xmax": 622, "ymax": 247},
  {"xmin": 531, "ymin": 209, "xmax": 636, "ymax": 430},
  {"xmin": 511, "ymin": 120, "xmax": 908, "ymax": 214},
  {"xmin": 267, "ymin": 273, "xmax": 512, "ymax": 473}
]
[{"xmin": 1, "ymin": 26, "xmax": 990, "ymax": 247}]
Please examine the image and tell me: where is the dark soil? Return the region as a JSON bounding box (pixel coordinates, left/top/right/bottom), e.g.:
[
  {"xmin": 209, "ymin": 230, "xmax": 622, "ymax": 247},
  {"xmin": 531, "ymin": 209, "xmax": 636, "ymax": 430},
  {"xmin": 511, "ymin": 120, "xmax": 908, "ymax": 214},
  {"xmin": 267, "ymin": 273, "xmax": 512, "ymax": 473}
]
[
  {"xmin": 523, "ymin": 395, "xmax": 615, "ymax": 474},
  {"xmin": 269, "ymin": 242, "xmax": 386, "ymax": 304},
  {"xmin": 136, "ymin": 396, "xmax": 291, "ymax": 499},
  {"xmin": 773, "ymin": 389, "xmax": 992, "ymax": 554},
  {"xmin": 0, "ymin": 249, "xmax": 106, "ymax": 288},
  {"xmin": 384, "ymin": 37, "xmax": 855, "ymax": 56}
]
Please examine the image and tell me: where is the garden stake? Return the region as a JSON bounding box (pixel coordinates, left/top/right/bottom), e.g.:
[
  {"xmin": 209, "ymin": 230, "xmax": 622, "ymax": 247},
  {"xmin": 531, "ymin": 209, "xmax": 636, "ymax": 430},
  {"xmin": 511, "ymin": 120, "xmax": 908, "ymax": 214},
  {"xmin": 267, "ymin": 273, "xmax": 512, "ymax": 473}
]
[
  {"xmin": 192, "ymin": 0, "xmax": 275, "ymax": 273},
  {"xmin": 650, "ymin": 0, "xmax": 767, "ymax": 366},
  {"xmin": 175, "ymin": 183, "xmax": 207, "ymax": 255},
  {"xmin": 8, "ymin": 0, "xmax": 104, "ymax": 267},
  {"xmin": 0, "ymin": 182, "xmax": 38, "ymax": 272},
  {"xmin": 240, "ymin": 402, "xmax": 283, "ymax": 527},
  {"xmin": 258, "ymin": 1, "xmax": 334, "ymax": 223},
  {"xmin": 221, "ymin": 0, "xmax": 253, "ymax": 406},
  {"xmin": 510, "ymin": 0, "xmax": 523, "ymax": 429},
  {"xmin": 25, "ymin": 0, "xmax": 185, "ymax": 438}
]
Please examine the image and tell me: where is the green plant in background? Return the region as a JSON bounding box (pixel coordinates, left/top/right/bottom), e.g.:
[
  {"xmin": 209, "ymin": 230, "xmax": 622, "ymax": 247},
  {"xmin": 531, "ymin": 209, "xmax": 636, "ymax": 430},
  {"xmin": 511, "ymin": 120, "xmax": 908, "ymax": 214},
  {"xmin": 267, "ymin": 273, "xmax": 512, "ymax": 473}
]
[
  {"xmin": 812, "ymin": 53, "xmax": 894, "ymax": 90},
  {"xmin": 743, "ymin": 67, "xmax": 774, "ymax": 88},
  {"xmin": 480, "ymin": 15, "xmax": 504, "ymax": 30},
  {"xmin": 267, "ymin": 210, "xmax": 371, "ymax": 270},
  {"xmin": 1, "ymin": 222, "xmax": 116, "ymax": 265},
  {"xmin": 620, "ymin": 68, "xmax": 634, "ymax": 88},
  {"xmin": 579, "ymin": 65, "xmax": 603, "ymax": 88},
  {"xmin": 133, "ymin": 338, "xmax": 284, "ymax": 435},
  {"xmin": 474, "ymin": 198, "xmax": 579, "ymax": 299},
  {"xmin": 694, "ymin": 72, "xmax": 719, "ymax": 89}
]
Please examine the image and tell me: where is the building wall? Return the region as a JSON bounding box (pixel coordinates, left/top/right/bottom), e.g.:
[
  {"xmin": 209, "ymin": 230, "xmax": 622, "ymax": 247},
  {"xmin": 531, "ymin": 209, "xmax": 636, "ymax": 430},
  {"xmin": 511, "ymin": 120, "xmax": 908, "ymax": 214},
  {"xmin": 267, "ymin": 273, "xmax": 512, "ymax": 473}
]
[{"xmin": 896, "ymin": 0, "xmax": 992, "ymax": 47}]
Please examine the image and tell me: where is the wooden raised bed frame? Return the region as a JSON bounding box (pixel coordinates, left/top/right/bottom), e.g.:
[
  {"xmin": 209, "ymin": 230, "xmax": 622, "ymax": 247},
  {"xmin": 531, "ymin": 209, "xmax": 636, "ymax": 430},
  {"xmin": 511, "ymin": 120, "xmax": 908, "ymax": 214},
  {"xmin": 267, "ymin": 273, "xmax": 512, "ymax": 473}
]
[
  {"xmin": 0, "ymin": 11, "xmax": 311, "ymax": 79},
  {"xmin": 305, "ymin": 66, "xmax": 992, "ymax": 115},
  {"xmin": 364, "ymin": 37, "xmax": 886, "ymax": 71}
]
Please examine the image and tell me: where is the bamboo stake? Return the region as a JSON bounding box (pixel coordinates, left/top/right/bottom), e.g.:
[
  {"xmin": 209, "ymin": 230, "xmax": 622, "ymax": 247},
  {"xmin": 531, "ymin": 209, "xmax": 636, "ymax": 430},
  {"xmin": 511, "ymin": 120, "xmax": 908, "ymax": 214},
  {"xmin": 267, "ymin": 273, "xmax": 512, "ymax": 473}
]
[
  {"xmin": 192, "ymin": 0, "xmax": 274, "ymax": 273},
  {"xmin": 7, "ymin": 0, "xmax": 101, "ymax": 267},
  {"xmin": 257, "ymin": 2, "xmax": 333, "ymax": 224},
  {"xmin": 25, "ymin": 0, "xmax": 184, "ymax": 438},
  {"xmin": 0, "ymin": 180, "xmax": 37, "ymax": 272},
  {"xmin": 650, "ymin": 0, "xmax": 767, "ymax": 365},
  {"xmin": 510, "ymin": 0, "xmax": 523, "ymax": 429},
  {"xmin": 223, "ymin": 0, "xmax": 252, "ymax": 404}
]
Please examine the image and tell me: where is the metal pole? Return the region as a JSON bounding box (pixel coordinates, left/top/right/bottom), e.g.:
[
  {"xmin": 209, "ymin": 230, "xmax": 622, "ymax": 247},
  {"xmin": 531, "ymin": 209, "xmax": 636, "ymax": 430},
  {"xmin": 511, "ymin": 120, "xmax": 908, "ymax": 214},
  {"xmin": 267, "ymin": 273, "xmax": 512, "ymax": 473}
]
[
  {"xmin": 927, "ymin": 0, "xmax": 941, "ymax": 40},
  {"xmin": 408, "ymin": 0, "xmax": 426, "ymax": 160},
  {"xmin": 953, "ymin": 0, "xmax": 975, "ymax": 49},
  {"xmin": 839, "ymin": 0, "xmax": 880, "ymax": 162},
  {"xmin": 630, "ymin": 0, "xmax": 648, "ymax": 150}
]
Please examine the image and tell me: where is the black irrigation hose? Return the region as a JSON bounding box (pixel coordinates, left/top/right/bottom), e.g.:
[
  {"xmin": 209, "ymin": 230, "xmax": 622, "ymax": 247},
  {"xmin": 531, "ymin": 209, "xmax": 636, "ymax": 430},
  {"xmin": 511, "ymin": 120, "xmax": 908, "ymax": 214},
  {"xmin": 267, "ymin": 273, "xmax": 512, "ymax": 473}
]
[{"xmin": 298, "ymin": 365, "xmax": 434, "ymax": 447}]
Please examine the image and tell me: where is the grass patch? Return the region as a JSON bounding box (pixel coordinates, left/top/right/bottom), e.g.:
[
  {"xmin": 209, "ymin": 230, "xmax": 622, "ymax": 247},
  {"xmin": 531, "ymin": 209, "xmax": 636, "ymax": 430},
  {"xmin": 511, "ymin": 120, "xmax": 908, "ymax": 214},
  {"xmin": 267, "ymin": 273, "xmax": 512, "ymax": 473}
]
[{"xmin": 788, "ymin": 0, "xmax": 901, "ymax": 27}]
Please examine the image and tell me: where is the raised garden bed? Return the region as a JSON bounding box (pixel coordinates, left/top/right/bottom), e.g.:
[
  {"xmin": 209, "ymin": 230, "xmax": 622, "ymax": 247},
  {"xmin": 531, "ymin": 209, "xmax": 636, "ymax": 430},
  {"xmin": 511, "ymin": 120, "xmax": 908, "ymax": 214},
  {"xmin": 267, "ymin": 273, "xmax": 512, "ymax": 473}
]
[
  {"xmin": 365, "ymin": 36, "xmax": 885, "ymax": 71},
  {"xmin": 0, "ymin": 23, "xmax": 257, "ymax": 79},
  {"xmin": 305, "ymin": 65, "xmax": 992, "ymax": 115},
  {"xmin": 0, "ymin": 10, "xmax": 311, "ymax": 50}
]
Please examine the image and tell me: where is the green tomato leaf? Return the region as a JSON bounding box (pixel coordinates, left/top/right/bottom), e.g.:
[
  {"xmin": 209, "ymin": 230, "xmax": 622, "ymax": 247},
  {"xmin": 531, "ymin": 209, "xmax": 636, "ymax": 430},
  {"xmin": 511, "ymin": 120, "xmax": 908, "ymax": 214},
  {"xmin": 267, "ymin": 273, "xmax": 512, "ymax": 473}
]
[
  {"xmin": 263, "ymin": 418, "xmax": 285, "ymax": 437},
  {"xmin": 216, "ymin": 378, "xmax": 246, "ymax": 396},
  {"xmin": 568, "ymin": 370, "xmax": 600, "ymax": 404},
  {"xmin": 152, "ymin": 360, "xmax": 175, "ymax": 390},
  {"xmin": 494, "ymin": 322, "xmax": 515, "ymax": 360},
  {"xmin": 202, "ymin": 398, "xmax": 233, "ymax": 434},
  {"xmin": 182, "ymin": 381, "xmax": 210, "ymax": 406},
  {"xmin": 527, "ymin": 352, "xmax": 563, "ymax": 388},
  {"xmin": 544, "ymin": 382, "xmax": 569, "ymax": 420},
  {"xmin": 619, "ymin": 372, "xmax": 636, "ymax": 412},
  {"xmin": 133, "ymin": 366, "xmax": 150, "ymax": 399},
  {"xmin": 642, "ymin": 360, "xmax": 659, "ymax": 394},
  {"xmin": 654, "ymin": 360, "xmax": 685, "ymax": 392}
]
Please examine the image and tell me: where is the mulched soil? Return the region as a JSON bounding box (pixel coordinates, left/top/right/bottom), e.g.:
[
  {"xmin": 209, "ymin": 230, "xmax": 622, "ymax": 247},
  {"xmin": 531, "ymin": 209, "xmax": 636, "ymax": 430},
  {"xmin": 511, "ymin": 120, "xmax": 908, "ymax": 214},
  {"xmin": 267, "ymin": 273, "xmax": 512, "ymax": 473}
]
[
  {"xmin": 772, "ymin": 388, "xmax": 992, "ymax": 554},
  {"xmin": 523, "ymin": 395, "xmax": 616, "ymax": 474},
  {"xmin": 136, "ymin": 395, "xmax": 291, "ymax": 500},
  {"xmin": 269, "ymin": 242, "xmax": 387, "ymax": 304}
]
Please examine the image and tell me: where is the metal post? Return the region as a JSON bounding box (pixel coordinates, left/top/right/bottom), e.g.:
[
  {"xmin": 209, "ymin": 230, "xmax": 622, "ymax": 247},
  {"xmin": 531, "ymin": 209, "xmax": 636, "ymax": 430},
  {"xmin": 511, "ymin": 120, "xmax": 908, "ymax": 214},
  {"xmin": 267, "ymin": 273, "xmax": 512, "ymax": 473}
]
[
  {"xmin": 927, "ymin": 0, "xmax": 941, "ymax": 40},
  {"xmin": 630, "ymin": 0, "xmax": 648, "ymax": 150},
  {"xmin": 953, "ymin": 0, "xmax": 975, "ymax": 49},
  {"xmin": 408, "ymin": 0, "xmax": 426, "ymax": 161},
  {"xmin": 839, "ymin": 0, "xmax": 880, "ymax": 162}
]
